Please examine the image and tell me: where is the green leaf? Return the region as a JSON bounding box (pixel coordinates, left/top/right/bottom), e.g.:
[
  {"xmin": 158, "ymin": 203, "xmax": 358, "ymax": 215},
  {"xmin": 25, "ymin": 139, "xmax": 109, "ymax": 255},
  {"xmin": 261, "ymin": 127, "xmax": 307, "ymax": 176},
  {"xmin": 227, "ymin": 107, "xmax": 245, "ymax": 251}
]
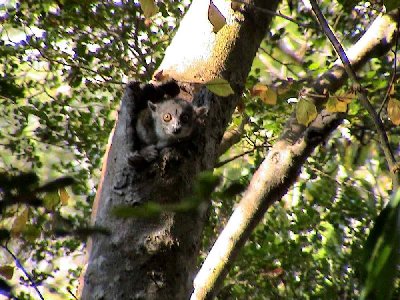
[
  {"xmin": 206, "ymin": 78, "xmax": 234, "ymax": 97},
  {"xmin": 112, "ymin": 172, "xmax": 219, "ymax": 219},
  {"xmin": 193, "ymin": 171, "xmax": 220, "ymax": 199},
  {"xmin": 19, "ymin": 106, "xmax": 49, "ymax": 122},
  {"xmin": 384, "ymin": 0, "xmax": 400, "ymax": 11},
  {"xmin": 112, "ymin": 203, "xmax": 163, "ymax": 218},
  {"xmin": 336, "ymin": 0, "xmax": 361, "ymax": 10},
  {"xmin": 22, "ymin": 224, "xmax": 41, "ymax": 242},
  {"xmin": 43, "ymin": 191, "xmax": 60, "ymax": 210},
  {"xmin": 296, "ymin": 98, "xmax": 317, "ymax": 126},
  {"xmin": 360, "ymin": 190, "xmax": 400, "ymax": 300}
]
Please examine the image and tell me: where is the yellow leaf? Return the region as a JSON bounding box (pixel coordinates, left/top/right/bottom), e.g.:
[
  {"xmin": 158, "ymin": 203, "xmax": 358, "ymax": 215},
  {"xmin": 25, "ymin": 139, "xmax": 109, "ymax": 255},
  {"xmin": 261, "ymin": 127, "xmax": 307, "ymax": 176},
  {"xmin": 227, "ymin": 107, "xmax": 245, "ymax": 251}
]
[
  {"xmin": 0, "ymin": 265, "xmax": 14, "ymax": 280},
  {"xmin": 59, "ymin": 187, "xmax": 70, "ymax": 206},
  {"xmin": 208, "ymin": 1, "xmax": 226, "ymax": 33},
  {"xmin": 11, "ymin": 208, "xmax": 29, "ymax": 236},
  {"xmin": 139, "ymin": 0, "xmax": 159, "ymax": 18},
  {"xmin": 251, "ymin": 83, "xmax": 268, "ymax": 96},
  {"xmin": 252, "ymin": 84, "xmax": 277, "ymax": 105},
  {"xmin": 296, "ymin": 98, "xmax": 317, "ymax": 126},
  {"xmin": 389, "ymin": 84, "xmax": 395, "ymax": 96},
  {"xmin": 388, "ymin": 98, "xmax": 400, "ymax": 125},
  {"xmin": 326, "ymin": 97, "xmax": 348, "ymax": 113},
  {"xmin": 206, "ymin": 78, "xmax": 234, "ymax": 97},
  {"xmin": 336, "ymin": 93, "xmax": 354, "ymax": 103}
]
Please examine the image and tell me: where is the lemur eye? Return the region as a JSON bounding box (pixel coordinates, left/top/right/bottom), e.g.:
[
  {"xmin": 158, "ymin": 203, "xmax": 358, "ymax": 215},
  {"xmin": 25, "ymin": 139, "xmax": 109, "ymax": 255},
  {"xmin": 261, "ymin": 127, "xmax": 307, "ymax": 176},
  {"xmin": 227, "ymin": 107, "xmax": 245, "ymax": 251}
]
[
  {"xmin": 181, "ymin": 114, "xmax": 189, "ymax": 123},
  {"xmin": 163, "ymin": 113, "xmax": 172, "ymax": 122}
]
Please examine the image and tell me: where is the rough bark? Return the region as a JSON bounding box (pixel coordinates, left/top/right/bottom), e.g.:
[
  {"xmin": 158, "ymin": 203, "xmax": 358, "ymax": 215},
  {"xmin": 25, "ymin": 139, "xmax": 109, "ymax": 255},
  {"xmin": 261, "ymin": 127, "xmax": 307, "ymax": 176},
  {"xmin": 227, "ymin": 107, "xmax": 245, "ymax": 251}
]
[
  {"xmin": 79, "ymin": 0, "xmax": 280, "ymax": 299},
  {"xmin": 192, "ymin": 12, "xmax": 398, "ymax": 299}
]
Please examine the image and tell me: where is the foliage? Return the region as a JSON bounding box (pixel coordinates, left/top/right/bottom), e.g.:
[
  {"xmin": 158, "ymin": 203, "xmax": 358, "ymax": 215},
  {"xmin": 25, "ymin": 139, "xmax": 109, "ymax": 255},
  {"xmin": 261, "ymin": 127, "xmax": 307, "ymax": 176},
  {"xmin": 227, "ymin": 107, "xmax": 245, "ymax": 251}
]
[
  {"xmin": 207, "ymin": 0, "xmax": 400, "ymax": 299},
  {"xmin": 0, "ymin": 0, "xmax": 399, "ymax": 299},
  {"xmin": 360, "ymin": 190, "xmax": 400, "ymax": 300},
  {"xmin": 0, "ymin": 0, "xmax": 187, "ymax": 298}
]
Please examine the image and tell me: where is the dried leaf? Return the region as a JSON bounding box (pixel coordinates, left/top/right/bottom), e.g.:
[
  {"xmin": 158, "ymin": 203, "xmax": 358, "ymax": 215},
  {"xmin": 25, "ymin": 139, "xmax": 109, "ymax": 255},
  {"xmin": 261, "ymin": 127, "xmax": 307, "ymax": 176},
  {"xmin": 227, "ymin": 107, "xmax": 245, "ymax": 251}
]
[
  {"xmin": 11, "ymin": 207, "xmax": 29, "ymax": 236},
  {"xmin": 153, "ymin": 70, "xmax": 170, "ymax": 81},
  {"xmin": 208, "ymin": 1, "xmax": 226, "ymax": 33},
  {"xmin": 231, "ymin": 1, "xmax": 244, "ymax": 11},
  {"xmin": 206, "ymin": 78, "xmax": 234, "ymax": 97},
  {"xmin": 388, "ymin": 98, "xmax": 400, "ymax": 125},
  {"xmin": 139, "ymin": 0, "xmax": 159, "ymax": 18},
  {"xmin": 0, "ymin": 265, "xmax": 14, "ymax": 280},
  {"xmin": 252, "ymin": 84, "xmax": 277, "ymax": 105},
  {"xmin": 296, "ymin": 98, "xmax": 317, "ymax": 126},
  {"xmin": 251, "ymin": 83, "xmax": 268, "ymax": 96}
]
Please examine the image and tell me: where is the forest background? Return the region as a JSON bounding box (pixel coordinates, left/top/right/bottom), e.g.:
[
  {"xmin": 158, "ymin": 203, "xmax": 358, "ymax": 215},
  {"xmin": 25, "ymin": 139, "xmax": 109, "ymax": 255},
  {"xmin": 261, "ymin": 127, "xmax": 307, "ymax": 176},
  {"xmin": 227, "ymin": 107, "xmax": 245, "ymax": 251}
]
[{"xmin": 0, "ymin": 0, "xmax": 400, "ymax": 299}]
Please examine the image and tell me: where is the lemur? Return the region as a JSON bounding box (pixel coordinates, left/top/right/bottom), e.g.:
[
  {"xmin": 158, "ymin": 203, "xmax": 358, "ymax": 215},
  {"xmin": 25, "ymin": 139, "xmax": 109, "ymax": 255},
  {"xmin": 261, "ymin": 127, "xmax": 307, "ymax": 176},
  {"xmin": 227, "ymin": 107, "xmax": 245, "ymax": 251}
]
[{"xmin": 128, "ymin": 81, "xmax": 208, "ymax": 166}]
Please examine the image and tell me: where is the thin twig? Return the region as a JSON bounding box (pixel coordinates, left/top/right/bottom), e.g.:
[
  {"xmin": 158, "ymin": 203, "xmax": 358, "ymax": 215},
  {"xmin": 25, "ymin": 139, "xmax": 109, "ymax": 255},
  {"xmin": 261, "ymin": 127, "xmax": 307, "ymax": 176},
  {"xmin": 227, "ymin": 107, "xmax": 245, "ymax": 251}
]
[
  {"xmin": 309, "ymin": 0, "xmax": 398, "ymax": 185},
  {"xmin": 1, "ymin": 244, "xmax": 45, "ymax": 300},
  {"xmin": 218, "ymin": 115, "xmax": 249, "ymax": 156},
  {"xmin": 67, "ymin": 288, "xmax": 79, "ymax": 300},
  {"xmin": 259, "ymin": 47, "xmax": 298, "ymax": 76},
  {"xmin": 308, "ymin": 165, "xmax": 375, "ymax": 198},
  {"xmin": 21, "ymin": 26, "xmax": 124, "ymax": 85},
  {"xmin": 215, "ymin": 145, "xmax": 268, "ymax": 168},
  {"xmin": 379, "ymin": 15, "xmax": 400, "ymax": 115}
]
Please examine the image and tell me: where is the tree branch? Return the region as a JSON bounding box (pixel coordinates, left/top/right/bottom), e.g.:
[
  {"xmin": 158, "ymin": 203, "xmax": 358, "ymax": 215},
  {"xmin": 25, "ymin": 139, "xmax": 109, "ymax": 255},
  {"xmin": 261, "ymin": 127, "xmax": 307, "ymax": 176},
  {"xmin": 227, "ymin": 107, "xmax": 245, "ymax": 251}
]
[
  {"xmin": 216, "ymin": 145, "xmax": 268, "ymax": 168},
  {"xmin": 192, "ymin": 12, "xmax": 398, "ymax": 299},
  {"xmin": 217, "ymin": 116, "xmax": 249, "ymax": 157},
  {"xmin": 309, "ymin": 0, "xmax": 398, "ymax": 184}
]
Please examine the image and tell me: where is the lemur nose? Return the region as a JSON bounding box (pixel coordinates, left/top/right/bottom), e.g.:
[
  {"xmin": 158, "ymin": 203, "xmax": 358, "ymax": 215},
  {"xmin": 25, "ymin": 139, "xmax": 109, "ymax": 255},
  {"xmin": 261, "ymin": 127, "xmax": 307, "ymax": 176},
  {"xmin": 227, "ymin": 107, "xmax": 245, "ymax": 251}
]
[{"xmin": 173, "ymin": 127, "xmax": 182, "ymax": 134}]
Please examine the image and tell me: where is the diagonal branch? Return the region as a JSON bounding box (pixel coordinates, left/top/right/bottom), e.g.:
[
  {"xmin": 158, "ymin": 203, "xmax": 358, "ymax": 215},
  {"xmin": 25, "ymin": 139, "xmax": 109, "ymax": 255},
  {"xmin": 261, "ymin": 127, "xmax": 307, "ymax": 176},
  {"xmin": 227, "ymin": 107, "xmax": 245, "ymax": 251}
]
[
  {"xmin": 191, "ymin": 12, "xmax": 399, "ymax": 300},
  {"xmin": 217, "ymin": 115, "xmax": 249, "ymax": 157},
  {"xmin": 1, "ymin": 244, "xmax": 44, "ymax": 300},
  {"xmin": 309, "ymin": 0, "xmax": 398, "ymax": 184}
]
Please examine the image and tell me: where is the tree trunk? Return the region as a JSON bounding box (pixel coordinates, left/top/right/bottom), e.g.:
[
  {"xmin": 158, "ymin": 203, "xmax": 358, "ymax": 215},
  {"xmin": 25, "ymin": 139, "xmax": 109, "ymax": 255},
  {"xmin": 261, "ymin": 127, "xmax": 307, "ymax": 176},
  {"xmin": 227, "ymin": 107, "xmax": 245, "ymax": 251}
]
[{"xmin": 79, "ymin": 1, "xmax": 280, "ymax": 299}]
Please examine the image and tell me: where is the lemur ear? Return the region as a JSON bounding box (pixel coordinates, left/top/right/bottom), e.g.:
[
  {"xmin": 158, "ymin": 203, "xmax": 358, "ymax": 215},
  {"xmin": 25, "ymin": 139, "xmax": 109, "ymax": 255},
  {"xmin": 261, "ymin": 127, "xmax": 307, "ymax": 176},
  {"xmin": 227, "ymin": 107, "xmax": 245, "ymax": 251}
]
[
  {"xmin": 195, "ymin": 106, "xmax": 208, "ymax": 118},
  {"xmin": 148, "ymin": 101, "xmax": 157, "ymax": 112},
  {"xmin": 159, "ymin": 80, "xmax": 180, "ymax": 98},
  {"xmin": 141, "ymin": 80, "xmax": 180, "ymax": 102}
]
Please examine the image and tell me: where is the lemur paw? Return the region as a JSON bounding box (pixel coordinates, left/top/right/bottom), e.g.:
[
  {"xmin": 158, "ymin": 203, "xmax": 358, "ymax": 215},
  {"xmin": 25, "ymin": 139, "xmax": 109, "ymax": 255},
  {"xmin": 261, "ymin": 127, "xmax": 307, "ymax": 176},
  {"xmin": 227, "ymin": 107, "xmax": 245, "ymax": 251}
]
[
  {"xmin": 128, "ymin": 151, "xmax": 144, "ymax": 167},
  {"xmin": 140, "ymin": 145, "xmax": 158, "ymax": 162}
]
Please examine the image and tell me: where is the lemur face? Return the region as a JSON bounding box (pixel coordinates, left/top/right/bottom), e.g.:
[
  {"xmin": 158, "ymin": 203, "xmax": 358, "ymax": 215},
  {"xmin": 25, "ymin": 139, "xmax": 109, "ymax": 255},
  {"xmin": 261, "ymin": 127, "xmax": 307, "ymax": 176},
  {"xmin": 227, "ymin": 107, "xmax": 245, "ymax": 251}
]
[{"xmin": 149, "ymin": 98, "xmax": 207, "ymax": 141}]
